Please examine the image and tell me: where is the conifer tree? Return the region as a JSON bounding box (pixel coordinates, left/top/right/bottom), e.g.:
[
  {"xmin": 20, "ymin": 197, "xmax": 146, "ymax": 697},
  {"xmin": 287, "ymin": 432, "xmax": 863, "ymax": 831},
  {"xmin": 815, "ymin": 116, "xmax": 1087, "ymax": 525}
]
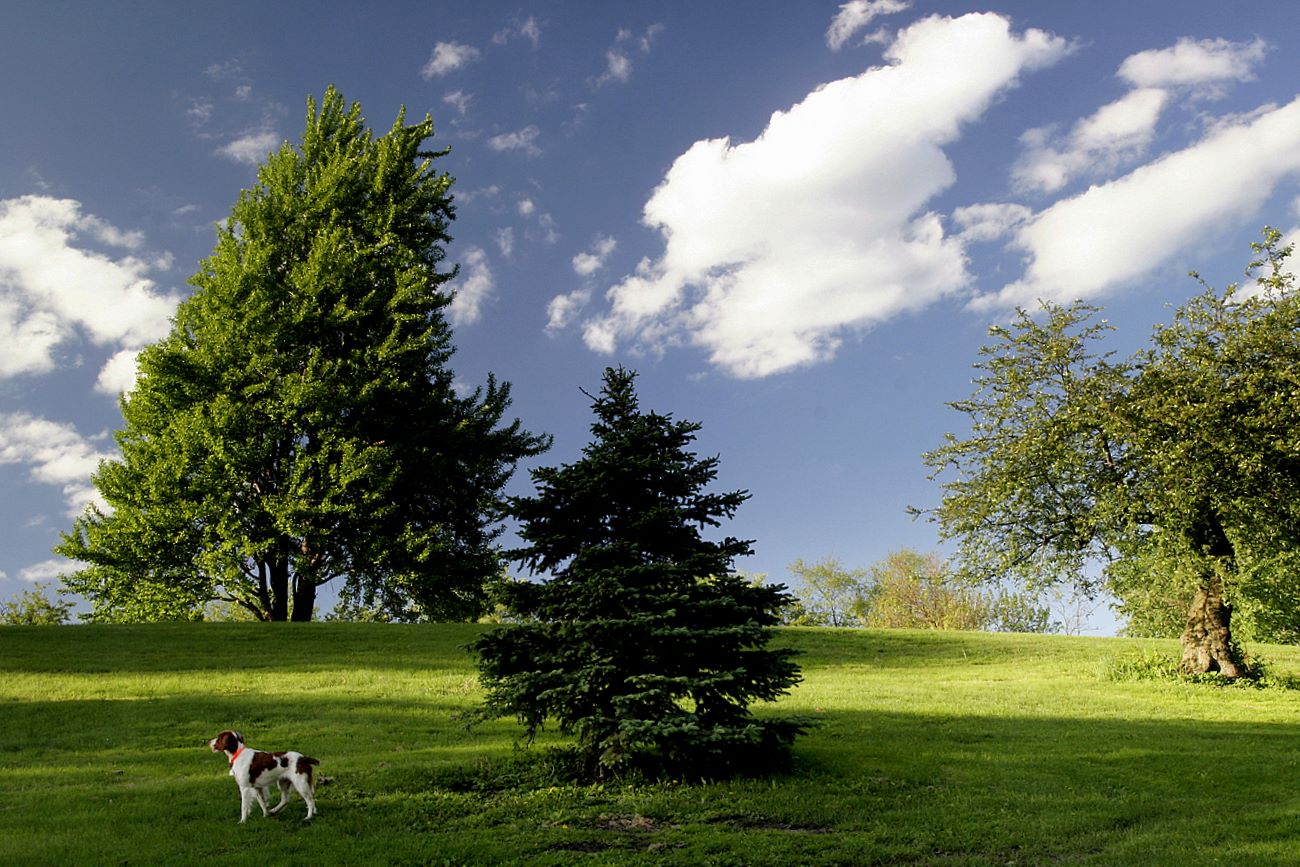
[{"xmin": 473, "ymin": 367, "xmax": 805, "ymax": 779}]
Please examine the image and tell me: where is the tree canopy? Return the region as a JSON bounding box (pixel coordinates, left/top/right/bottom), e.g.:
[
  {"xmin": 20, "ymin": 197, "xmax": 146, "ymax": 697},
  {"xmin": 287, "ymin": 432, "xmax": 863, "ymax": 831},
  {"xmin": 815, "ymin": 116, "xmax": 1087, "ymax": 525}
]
[
  {"xmin": 58, "ymin": 87, "xmax": 548, "ymax": 622},
  {"xmin": 921, "ymin": 230, "xmax": 1300, "ymax": 674},
  {"xmin": 472, "ymin": 367, "xmax": 805, "ymax": 779}
]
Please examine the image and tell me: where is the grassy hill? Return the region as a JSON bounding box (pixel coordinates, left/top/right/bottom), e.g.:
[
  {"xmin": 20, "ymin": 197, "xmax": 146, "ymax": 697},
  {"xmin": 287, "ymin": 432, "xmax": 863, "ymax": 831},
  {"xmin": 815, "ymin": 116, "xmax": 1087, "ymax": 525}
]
[{"xmin": 4, "ymin": 623, "xmax": 1300, "ymax": 865}]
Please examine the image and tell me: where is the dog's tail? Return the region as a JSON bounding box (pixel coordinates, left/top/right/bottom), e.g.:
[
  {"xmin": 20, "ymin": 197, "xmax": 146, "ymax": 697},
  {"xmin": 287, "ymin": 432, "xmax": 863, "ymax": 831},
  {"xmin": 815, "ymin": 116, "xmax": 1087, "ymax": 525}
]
[{"xmin": 297, "ymin": 756, "xmax": 321, "ymax": 791}]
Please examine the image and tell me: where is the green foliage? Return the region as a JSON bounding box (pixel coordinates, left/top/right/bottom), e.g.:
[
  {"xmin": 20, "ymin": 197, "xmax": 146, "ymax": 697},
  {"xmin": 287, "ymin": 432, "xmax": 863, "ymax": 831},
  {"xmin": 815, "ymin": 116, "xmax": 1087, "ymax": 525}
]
[
  {"xmin": 786, "ymin": 557, "xmax": 870, "ymax": 626},
  {"xmin": 0, "ymin": 583, "xmax": 73, "ymax": 626},
  {"xmin": 787, "ymin": 550, "xmax": 1054, "ymax": 633},
  {"xmin": 863, "ymin": 549, "xmax": 988, "ymax": 630},
  {"xmin": 58, "ymin": 86, "xmax": 548, "ymax": 623},
  {"xmin": 473, "ymin": 367, "xmax": 806, "ymax": 780},
  {"xmin": 922, "ymin": 229, "xmax": 1300, "ymax": 673}
]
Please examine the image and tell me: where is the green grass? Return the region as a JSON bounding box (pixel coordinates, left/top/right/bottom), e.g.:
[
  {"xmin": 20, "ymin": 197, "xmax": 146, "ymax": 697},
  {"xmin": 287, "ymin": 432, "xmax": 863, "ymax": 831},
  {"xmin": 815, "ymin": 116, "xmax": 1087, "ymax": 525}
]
[{"xmin": 4, "ymin": 624, "xmax": 1300, "ymax": 865}]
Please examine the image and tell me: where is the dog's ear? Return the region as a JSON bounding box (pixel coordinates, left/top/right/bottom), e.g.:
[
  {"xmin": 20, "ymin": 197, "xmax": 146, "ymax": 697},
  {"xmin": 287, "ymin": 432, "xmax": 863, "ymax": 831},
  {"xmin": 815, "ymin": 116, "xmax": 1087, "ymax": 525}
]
[{"xmin": 230, "ymin": 730, "xmax": 243, "ymax": 746}]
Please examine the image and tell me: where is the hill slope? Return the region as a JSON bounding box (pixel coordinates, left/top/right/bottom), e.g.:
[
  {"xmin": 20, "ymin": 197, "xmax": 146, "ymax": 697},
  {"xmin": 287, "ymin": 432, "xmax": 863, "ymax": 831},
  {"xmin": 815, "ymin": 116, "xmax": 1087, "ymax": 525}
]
[{"xmin": 3, "ymin": 624, "xmax": 1300, "ymax": 865}]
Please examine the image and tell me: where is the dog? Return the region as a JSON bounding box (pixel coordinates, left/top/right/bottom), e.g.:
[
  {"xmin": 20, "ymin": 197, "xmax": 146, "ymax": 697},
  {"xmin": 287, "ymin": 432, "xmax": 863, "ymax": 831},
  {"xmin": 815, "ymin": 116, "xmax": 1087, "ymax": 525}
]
[{"xmin": 208, "ymin": 730, "xmax": 319, "ymax": 822}]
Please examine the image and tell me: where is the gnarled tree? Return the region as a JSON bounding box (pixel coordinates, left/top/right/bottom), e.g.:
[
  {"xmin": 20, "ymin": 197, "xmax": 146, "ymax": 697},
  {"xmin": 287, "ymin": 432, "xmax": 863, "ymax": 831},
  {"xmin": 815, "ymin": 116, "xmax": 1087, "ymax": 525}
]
[{"xmin": 921, "ymin": 230, "xmax": 1300, "ymax": 676}]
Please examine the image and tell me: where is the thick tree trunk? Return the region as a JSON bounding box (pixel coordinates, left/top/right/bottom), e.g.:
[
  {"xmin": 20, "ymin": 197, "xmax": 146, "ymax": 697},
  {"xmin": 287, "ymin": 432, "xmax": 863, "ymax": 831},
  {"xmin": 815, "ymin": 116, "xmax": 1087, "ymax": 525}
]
[
  {"xmin": 291, "ymin": 577, "xmax": 316, "ymax": 622},
  {"xmin": 269, "ymin": 556, "xmax": 291, "ymax": 621},
  {"xmin": 1179, "ymin": 576, "xmax": 1246, "ymax": 678}
]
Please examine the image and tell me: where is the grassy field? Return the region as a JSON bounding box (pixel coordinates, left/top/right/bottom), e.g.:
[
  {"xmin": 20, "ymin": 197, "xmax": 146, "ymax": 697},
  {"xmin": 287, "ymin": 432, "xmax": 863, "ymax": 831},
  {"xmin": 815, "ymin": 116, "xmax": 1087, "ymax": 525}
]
[{"xmin": 4, "ymin": 624, "xmax": 1300, "ymax": 865}]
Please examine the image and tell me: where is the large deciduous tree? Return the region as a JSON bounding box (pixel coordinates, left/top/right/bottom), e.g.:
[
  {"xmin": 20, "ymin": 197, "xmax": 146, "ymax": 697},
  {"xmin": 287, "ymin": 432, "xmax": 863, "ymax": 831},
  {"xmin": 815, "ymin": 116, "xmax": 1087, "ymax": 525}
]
[
  {"xmin": 472, "ymin": 367, "xmax": 805, "ymax": 780},
  {"xmin": 58, "ymin": 87, "xmax": 548, "ymax": 622},
  {"xmin": 921, "ymin": 230, "xmax": 1300, "ymax": 676}
]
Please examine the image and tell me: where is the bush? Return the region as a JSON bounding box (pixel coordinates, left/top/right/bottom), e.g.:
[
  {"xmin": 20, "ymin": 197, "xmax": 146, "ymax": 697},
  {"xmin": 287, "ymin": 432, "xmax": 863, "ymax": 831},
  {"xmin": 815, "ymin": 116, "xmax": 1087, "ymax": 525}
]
[{"xmin": 0, "ymin": 584, "xmax": 73, "ymax": 626}]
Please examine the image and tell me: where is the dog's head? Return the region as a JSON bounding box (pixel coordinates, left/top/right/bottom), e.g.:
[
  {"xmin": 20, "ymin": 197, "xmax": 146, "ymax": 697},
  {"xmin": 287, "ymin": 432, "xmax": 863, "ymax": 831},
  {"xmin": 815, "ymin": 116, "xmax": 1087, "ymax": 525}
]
[{"xmin": 209, "ymin": 730, "xmax": 244, "ymax": 754}]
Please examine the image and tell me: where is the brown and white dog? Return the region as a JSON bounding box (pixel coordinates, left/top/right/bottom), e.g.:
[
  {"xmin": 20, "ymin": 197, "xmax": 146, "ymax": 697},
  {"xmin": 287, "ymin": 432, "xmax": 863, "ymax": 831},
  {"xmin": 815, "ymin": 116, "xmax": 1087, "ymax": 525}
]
[{"xmin": 208, "ymin": 730, "xmax": 319, "ymax": 822}]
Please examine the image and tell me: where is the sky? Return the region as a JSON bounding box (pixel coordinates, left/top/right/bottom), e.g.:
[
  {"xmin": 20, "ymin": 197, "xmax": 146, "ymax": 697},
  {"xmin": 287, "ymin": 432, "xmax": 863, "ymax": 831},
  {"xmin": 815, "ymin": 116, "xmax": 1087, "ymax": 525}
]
[{"xmin": 4, "ymin": 1, "xmax": 1300, "ymax": 633}]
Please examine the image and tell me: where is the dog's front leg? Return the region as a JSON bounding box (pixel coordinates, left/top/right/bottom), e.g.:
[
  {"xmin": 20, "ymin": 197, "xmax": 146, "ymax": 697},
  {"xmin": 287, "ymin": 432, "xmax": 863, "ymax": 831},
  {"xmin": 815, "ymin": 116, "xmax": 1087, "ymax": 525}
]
[
  {"xmin": 238, "ymin": 787, "xmax": 254, "ymax": 823},
  {"xmin": 253, "ymin": 786, "xmax": 271, "ymax": 817}
]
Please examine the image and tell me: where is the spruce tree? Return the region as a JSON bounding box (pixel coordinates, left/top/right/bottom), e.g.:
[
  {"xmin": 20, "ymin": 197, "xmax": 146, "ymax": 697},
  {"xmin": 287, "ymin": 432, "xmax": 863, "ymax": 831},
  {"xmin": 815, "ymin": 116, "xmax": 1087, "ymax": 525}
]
[{"xmin": 473, "ymin": 367, "xmax": 805, "ymax": 779}]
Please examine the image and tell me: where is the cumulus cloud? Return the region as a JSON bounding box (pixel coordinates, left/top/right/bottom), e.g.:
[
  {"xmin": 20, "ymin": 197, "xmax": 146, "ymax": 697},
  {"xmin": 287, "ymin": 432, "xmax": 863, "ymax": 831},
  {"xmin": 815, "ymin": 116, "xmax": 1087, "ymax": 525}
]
[
  {"xmin": 95, "ymin": 348, "xmax": 141, "ymax": 395},
  {"xmin": 571, "ymin": 235, "xmax": 618, "ymax": 276},
  {"xmin": 1013, "ymin": 88, "xmax": 1169, "ymax": 194},
  {"xmin": 18, "ymin": 558, "xmax": 78, "ymax": 583},
  {"xmin": 1118, "ymin": 36, "xmax": 1269, "ymax": 91},
  {"xmin": 548, "ymin": 236, "xmax": 619, "ymax": 334},
  {"xmin": 216, "ymin": 130, "xmax": 281, "ymax": 164},
  {"xmin": 976, "ymin": 96, "xmax": 1300, "ymax": 311},
  {"xmin": 581, "ymin": 13, "xmax": 1069, "ymax": 378},
  {"xmin": 1012, "ymin": 37, "xmax": 1269, "ymax": 195},
  {"xmin": 826, "ymin": 0, "xmax": 911, "ymax": 51},
  {"xmin": 487, "ymin": 125, "xmax": 541, "ymax": 156},
  {"xmin": 0, "ymin": 412, "xmax": 113, "ymax": 517},
  {"xmin": 546, "ymin": 289, "xmax": 590, "ymax": 334},
  {"xmin": 951, "ymin": 203, "xmax": 1034, "ymax": 243},
  {"xmin": 421, "ymin": 41, "xmax": 481, "ymax": 79},
  {"xmin": 0, "ymin": 196, "xmax": 180, "ymax": 381},
  {"xmin": 448, "ymin": 246, "xmax": 493, "ymax": 325}
]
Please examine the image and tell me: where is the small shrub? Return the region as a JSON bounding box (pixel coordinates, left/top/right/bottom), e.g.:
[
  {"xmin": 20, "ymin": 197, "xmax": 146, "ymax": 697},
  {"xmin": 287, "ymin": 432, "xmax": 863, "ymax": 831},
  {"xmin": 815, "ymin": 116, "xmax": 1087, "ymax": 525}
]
[
  {"xmin": 1103, "ymin": 648, "xmax": 1296, "ymax": 690},
  {"xmin": 0, "ymin": 583, "xmax": 73, "ymax": 626},
  {"xmin": 1102, "ymin": 649, "xmax": 1182, "ymax": 682}
]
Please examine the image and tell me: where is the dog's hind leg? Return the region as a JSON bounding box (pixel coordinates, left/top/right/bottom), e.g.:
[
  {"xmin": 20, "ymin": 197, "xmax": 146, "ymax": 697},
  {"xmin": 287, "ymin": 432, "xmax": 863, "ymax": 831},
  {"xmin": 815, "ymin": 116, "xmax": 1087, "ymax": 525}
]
[
  {"xmin": 252, "ymin": 786, "xmax": 272, "ymax": 817},
  {"xmin": 268, "ymin": 778, "xmax": 294, "ymax": 815},
  {"xmin": 294, "ymin": 777, "xmax": 316, "ymax": 820}
]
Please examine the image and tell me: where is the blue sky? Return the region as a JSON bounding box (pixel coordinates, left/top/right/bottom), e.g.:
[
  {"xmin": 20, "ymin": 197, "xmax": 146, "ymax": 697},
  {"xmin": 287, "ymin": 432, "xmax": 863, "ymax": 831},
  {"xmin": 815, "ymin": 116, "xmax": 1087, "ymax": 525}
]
[{"xmin": 3, "ymin": 1, "xmax": 1300, "ymax": 631}]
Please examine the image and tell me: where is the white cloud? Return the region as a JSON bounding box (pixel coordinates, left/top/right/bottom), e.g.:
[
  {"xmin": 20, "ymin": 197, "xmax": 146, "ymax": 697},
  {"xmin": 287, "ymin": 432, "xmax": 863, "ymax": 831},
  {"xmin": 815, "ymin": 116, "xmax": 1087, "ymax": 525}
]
[
  {"xmin": 18, "ymin": 558, "xmax": 78, "ymax": 583},
  {"xmin": 593, "ymin": 24, "xmax": 663, "ymax": 87},
  {"xmin": 1013, "ymin": 88, "xmax": 1169, "ymax": 194},
  {"xmin": 1118, "ymin": 37, "xmax": 1268, "ymax": 91},
  {"xmin": 487, "ymin": 125, "xmax": 541, "ymax": 156},
  {"xmin": 94, "ymin": 348, "xmax": 141, "ymax": 395},
  {"xmin": 187, "ymin": 99, "xmax": 214, "ymax": 127},
  {"xmin": 0, "ymin": 412, "xmax": 113, "ymax": 517},
  {"xmin": 216, "ymin": 130, "xmax": 281, "ymax": 164},
  {"xmin": 494, "ymin": 226, "xmax": 515, "ymax": 258},
  {"xmin": 602, "ymin": 49, "xmax": 633, "ymax": 84},
  {"xmin": 0, "ymin": 196, "xmax": 180, "ymax": 379},
  {"xmin": 448, "ymin": 246, "xmax": 493, "ymax": 325},
  {"xmin": 977, "ymin": 96, "xmax": 1300, "ymax": 311},
  {"xmin": 581, "ymin": 13, "xmax": 1069, "ymax": 378},
  {"xmin": 571, "ymin": 235, "xmax": 617, "ymax": 276},
  {"xmin": 826, "ymin": 0, "xmax": 911, "ymax": 51},
  {"xmin": 951, "ymin": 203, "xmax": 1033, "ymax": 243},
  {"xmin": 532, "ymin": 212, "xmax": 560, "ymax": 246},
  {"xmin": 421, "ymin": 41, "xmax": 481, "ymax": 78},
  {"xmin": 204, "ymin": 59, "xmax": 243, "ymax": 81},
  {"xmin": 516, "ymin": 197, "xmax": 536, "ymax": 216},
  {"xmin": 493, "ymin": 16, "xmax": 541, "ymax": 48},
  {"xmin": 442, "ymin": 90, "xmax": 473, "ymax": 116},
  {"xmin": 547, "ymin": 289, "xmax": 592, "ymax": 333}
]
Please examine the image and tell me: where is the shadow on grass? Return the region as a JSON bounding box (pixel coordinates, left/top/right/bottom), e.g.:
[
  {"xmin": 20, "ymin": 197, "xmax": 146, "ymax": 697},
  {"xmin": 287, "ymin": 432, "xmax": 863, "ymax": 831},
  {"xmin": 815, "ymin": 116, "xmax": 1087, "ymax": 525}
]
[
  {"xmin": 7, "ymin": 690, "xmax": 1299, "ymax": 864},
  {"xmin": 0, "ymin": 621, "xmax": 490, "ymax": 675}
]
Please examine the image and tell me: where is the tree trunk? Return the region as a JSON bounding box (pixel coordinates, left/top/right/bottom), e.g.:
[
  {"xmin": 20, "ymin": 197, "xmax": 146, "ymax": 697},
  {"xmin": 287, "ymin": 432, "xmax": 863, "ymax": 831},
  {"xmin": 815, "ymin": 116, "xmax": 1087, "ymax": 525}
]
[
  {"xmin": 269, "ymin": 556, "xmax": 290, "ymax": 621},
  {"xmin": 291, "ymin": 576, "xmax": 316, "ymax": 622},
  {"xmin": 1179, "ymin": 576, "xmax": 1246, "ymax": 678}
]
